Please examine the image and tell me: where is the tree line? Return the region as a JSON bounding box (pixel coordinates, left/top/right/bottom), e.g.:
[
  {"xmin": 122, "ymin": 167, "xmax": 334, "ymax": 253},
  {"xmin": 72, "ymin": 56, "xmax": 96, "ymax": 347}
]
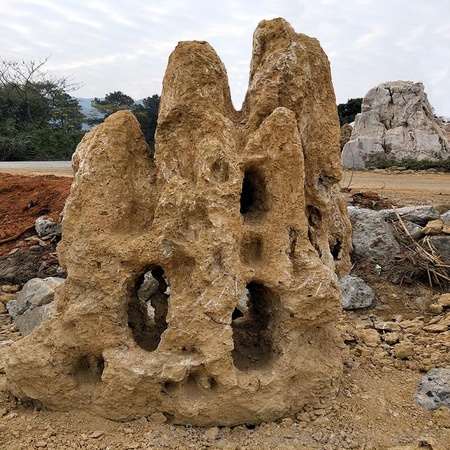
[
  {"xmin": 0, "ymin": 58, "xmax": 160, "ymax": 161},
  {"xmin": 0, "ymin": 57, "xmax": 363, "ymax": 161}
]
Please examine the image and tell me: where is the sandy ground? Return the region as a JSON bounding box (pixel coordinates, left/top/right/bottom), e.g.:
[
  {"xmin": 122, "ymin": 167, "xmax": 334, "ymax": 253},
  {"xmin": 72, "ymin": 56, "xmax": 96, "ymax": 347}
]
[{"xmin": 0, "ymin": 168, "xmax": 450, "ymax": 449}]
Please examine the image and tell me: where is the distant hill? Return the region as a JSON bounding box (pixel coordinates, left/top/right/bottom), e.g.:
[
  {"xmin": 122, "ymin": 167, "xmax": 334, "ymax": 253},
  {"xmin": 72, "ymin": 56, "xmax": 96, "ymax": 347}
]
[
  {"xmin": 76, "ymin": 97, "xmax": 146, "ymax": 131},
  {"xmin": 76, "ymin": 98, "xmax": 95, "ymax": 116}
]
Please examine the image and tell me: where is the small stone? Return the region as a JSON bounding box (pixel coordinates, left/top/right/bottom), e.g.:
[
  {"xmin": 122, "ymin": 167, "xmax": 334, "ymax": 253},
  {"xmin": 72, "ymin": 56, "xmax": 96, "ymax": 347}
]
[
  {"xmin": 422, "ymin": 219, "xmax": 444, "ymax": 235},
  {"xmin": 429, "ymin": 303, "xmax": 443, "ymax": 314},
  {"xmin": 359, "ymin": 328, "xmax": 381, "ymax": 348},
  {"xmin": 297, "ymin": 412, "xmax": 311, "ymax": 422},
  {"xmin": 89, "ymin": 430, "xmax": 104, "ymax": 439},
  {"xmin": 204, "ymin": 426, "xmax": 219, "ymax": 440},
  {"xmin": 1, "ymin": 285, "xmax": 19, "ymax": 293},
  {"xmin": 35, "ymin": 441, "xmax": 47, "ymax": 448},
  {"xmin": 314, "ymin": 416, "xmax": 330, "ymax": 425},
  {"xmin": 438, "ymin": 293, "xmax": 450, "ymax": 307},
  {"xmin": 393, "ymin": 341, "xmax": 415, "ymax": 359},
  {"xmin": 282, "ymin": 417, "xmax": 294, "ymax": 426},
  {"xmin": 415, "ymin": 368, "xmax": 450, "ymax": 410},
  {"xmin": 381, "ymin": 332, "xmax": 400, "ymax": 345},
  {"xmin": 433, "ymin": 406, "xmax": 450, "ymax": 428},
  {"xmin": 374, "ymin": 321, "xmax": 402, "ymax": 332},
  {"xmin": 423, "ymin": 323, "xmax": 448, "ymax": 333},
  {"xmin": 340, "ymin": 275, "xmax": 375, "ymax": 310},
  {"xmin": 148, "ymin": 412, "xmax": 167, "ymax": 424}
]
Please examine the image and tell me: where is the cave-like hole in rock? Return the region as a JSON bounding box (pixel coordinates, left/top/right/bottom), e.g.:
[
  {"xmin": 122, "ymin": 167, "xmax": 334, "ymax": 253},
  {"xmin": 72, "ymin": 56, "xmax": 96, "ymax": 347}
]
[
  {"xmin": 306, "ymin": 205, "xmax": 322, "ymax": 257},
  {"xmin": 240, "ymin": 167, "xmax": 267, "ymax": 219},
  {"xmin": 330, "ymin": 238, "xmax": 342, "ymax": 261},
  {"xmin": 74, "ymin": 354, "xmax": 104, "ymax": 384},
  {"xmin": 128, "ymin": 266, "xmax": 169, "ymax": 352},
  {"xmin": 231, "ymin": 282, "xmax": 276, "ymax": 370}
]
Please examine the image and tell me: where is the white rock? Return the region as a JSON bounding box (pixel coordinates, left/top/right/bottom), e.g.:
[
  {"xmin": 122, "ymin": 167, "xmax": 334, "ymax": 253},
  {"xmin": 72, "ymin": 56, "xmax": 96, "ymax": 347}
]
[
  {"xmin": 35, "ymin": 216, "xmax": 62, "ymax": 237},
  {"xmin": 348, "ymin": 207, "xmax": 400, "ymax": 263},
  {"xmin": 340, "ymin": 275, "xmax": 375, "ymax": 310},
  {"xmin": 342, "ymin": 81, "xmax": 450, "ymax": 169}
]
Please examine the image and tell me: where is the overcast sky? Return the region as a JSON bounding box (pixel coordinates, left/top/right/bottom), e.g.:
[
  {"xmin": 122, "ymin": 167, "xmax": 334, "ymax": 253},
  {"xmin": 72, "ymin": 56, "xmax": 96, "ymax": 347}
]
[{"xmin": 1, "ymin": 0, "xmax": 449, "ymax": 115}]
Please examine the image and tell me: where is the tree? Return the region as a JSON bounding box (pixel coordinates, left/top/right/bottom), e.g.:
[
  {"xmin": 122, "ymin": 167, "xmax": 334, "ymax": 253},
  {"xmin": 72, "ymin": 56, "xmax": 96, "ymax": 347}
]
[
  {"xmin": 0, "ymin": 57, "xmax": 85, "ymax": 160},
  {"xmin": 91, "ymin": 91, "xmax": 160, "ymax": 152},
  {"xmin": 90, "ymin": 91, "xmax": 135, "ymax": 123},
  {"xmin": 337, "ymin": 98, "xmax": 363, "ymax": 126},
  {"xmin": 132, "ymin": 94, "xmax": 160, "ymax": 152}
]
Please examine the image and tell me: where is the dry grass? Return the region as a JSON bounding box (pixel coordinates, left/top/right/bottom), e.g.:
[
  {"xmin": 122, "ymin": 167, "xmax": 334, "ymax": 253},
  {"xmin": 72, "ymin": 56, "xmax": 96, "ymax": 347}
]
[{"xmin": 390, "ymin": 208, "xmax": 450, "ymax": 288}]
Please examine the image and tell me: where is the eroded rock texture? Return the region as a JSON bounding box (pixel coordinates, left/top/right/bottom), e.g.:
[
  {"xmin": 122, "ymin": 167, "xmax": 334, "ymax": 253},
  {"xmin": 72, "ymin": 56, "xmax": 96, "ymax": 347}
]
[
  {"xmin": 6, "ymin": 18, "xmax": 351, "ymax": 426},
  {"xmin": 342, "ymin": 81, "xmax": 450, "ymax": 169}
]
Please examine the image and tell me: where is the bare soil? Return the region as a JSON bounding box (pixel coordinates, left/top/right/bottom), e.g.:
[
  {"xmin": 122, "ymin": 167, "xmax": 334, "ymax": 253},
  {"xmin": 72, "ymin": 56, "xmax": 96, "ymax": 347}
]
[{"xmin": 0, "ymin": 169, "xmax": 450, "ymax": 449}]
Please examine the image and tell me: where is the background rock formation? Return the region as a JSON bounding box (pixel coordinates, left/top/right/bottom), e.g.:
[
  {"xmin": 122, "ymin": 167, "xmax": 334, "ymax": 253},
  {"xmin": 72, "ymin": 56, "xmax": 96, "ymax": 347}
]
[
  {"xmin": 342, "ymin": 81, "xmax": 450, "ymax": 169},
  {"xmin": 6, "ymin": 18, "xmax": 351, "ymax": 426}
]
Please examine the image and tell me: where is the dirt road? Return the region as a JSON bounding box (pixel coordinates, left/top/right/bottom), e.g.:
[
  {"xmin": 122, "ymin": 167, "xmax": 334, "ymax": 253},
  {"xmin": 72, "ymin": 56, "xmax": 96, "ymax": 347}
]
[
  {"xmin": 341, "ymin": 170, "xmax": 450, "ymax": 205},
  {"xmin": 1, "ymin": 162, "xmax": 449, "ymax": 206},
  {"xmin": 0, "ymin": 161, "xmax": 72, "ymax": 176}
]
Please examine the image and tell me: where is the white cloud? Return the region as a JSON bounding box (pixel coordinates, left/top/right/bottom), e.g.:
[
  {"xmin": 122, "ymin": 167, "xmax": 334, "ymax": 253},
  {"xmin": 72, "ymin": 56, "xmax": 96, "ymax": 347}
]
[{"xmin": 0, "ymin": 0, "xmax": 448, "ymax": 115}]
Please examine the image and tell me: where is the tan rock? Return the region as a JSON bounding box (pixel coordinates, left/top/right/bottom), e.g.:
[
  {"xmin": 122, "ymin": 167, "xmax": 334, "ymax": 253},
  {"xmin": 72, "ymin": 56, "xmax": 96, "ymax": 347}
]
[
  {"xmin": 359, "ymin": 329, "xmax": 381, "ymax": 348},
  {"xmin": 428, "ymin": 303, "xmax": 443, "ymax": 314},
  {"xmin": 1, "ymin": 285, "xmax": 19, "ymax": 293},
  {"xmin": 340, "ymin": 123, "xmax": 353, "ymax": 150},
  {"xmin": 381, "ymin": 332, "xmax": 400, "ymax": 345},
  {"xmin": 423, "ymin": 323, "xmax": 448, "ymax": 333},
  {"xmin": 0, "ymin": 293, "xmax": 16, "ymax": 305},
  {"xmin": 433, "ymin": 406, "xmax": 450, "ymax": 428},
  {"xmin": 6, "ymin": 18, "xmax": 350, "ymax": 426},
  {"xmin": 393, "ymin": 341, "xmax": 415, "ymax": 359},
  {"xmin": 437, "ymin": 293, "xmax": 450, "ymax": 307},
  {"xmin": 422, "ymin": 219, "xmax": 444, "ymax": 235}
]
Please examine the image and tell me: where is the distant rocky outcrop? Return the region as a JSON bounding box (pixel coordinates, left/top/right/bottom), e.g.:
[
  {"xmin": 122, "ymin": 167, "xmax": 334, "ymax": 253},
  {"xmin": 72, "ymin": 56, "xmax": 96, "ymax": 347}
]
[{"xmin": 342, "ymin": 81, "xmax": 450, "ymax": 169}]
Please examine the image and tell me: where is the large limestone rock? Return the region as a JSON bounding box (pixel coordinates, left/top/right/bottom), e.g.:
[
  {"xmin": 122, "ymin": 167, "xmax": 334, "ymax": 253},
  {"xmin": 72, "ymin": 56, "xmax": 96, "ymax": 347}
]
[
  {"xmin": 6, "ymin": 18, "xmax": 351, "ymax": 426},
  {"xmin": 342, "ymin": 81, "xmax": 450, "ymax": 169}
]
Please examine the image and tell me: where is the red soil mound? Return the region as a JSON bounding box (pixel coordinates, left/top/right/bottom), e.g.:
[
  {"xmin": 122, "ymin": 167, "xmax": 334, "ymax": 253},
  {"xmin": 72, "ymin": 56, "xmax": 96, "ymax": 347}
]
[{"xmin": 0, "ymin": 173, "xmax": 72, "ymax": 255}]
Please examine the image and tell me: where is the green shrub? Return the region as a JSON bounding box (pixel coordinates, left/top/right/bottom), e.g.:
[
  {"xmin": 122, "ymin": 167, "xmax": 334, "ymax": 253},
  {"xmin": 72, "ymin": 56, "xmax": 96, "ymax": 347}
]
[{"xmin": 370, "ymin": 157, "xmax": 450, "ymax": 172}]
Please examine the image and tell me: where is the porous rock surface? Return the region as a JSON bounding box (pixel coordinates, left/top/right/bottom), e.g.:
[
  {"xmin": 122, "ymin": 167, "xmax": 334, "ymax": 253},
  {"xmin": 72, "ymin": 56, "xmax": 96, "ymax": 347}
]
[
  {"xmin": 6, "ymin": 18, "xmax": 351, "ymax": 426},
  {"xmin": 342, "ymin": 81, "xmax": 450, "ymax": 169}
]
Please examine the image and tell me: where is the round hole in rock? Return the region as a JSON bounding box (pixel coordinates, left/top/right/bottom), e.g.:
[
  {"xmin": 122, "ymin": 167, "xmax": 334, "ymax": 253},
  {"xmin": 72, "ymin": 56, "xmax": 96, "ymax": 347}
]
[
  {"xmin": 231, "ymin": 282, "xmax": 277, "ymax": 370},
  {"xmin": 240, "ymin": 167, "xmax": 267, "ymax": 219},
  {"xmin": 330, "ymin": 238, "xmax": 342, "ymax": 261},
  {"xmin": 128, "ymin": 266, "xmax": 169, "ymax": 352},
  {"xmin": 74, "ymin": 354, "xmax": 104, "ymax": 384}
]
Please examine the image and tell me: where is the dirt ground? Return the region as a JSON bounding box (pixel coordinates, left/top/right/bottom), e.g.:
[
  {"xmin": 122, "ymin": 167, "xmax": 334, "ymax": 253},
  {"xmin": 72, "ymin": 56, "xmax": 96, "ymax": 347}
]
[{"xmin": 1, "ymin": 169, "xmax": 450, "ymax": 449}]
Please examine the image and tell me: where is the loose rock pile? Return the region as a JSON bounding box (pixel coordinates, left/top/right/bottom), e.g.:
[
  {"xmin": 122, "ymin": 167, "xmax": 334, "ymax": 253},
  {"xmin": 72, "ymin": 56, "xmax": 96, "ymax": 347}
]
[
  {"xmin": 349, "ymin": 205, "xmax": 450, "ymax": 284},
  {"xmin": 339, "ymin": 294, "xmax": 450, "ymax": 374}
]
